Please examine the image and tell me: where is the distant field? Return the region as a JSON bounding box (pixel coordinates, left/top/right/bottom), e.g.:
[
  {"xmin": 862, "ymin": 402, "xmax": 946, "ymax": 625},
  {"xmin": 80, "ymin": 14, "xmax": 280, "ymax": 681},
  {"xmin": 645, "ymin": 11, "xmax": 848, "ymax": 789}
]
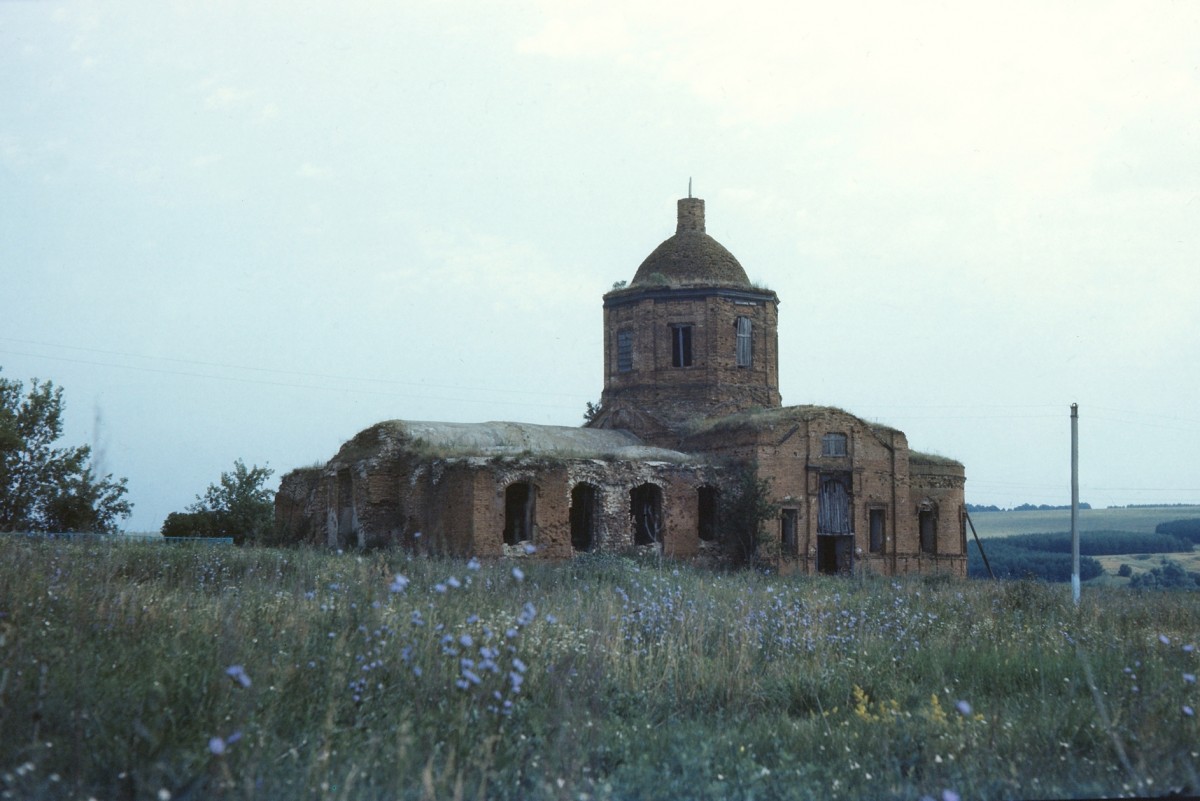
[{"xmin": 966, "ymin": 505, "xmax": 1200, "ymax": 539}]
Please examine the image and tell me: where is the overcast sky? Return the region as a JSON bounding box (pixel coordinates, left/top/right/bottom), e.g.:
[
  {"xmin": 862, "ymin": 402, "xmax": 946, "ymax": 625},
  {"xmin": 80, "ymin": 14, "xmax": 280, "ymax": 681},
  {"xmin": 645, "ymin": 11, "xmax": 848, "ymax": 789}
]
[{"xmin": 3, "ymin": 0, "xmax": 1198, "ymax": 532}]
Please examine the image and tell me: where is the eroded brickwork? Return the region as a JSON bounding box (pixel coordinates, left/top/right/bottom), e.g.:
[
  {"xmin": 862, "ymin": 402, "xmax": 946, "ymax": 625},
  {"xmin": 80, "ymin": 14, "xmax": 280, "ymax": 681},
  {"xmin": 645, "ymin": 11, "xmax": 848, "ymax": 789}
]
[{"xmin": 274, "ymin": 194, "xmax": 966, "ymax": 578}]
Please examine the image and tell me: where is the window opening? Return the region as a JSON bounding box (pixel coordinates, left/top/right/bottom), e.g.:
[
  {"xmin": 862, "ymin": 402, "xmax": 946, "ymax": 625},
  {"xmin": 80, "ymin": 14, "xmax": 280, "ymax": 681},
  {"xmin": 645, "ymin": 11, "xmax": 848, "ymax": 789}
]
[
  {"xmin": 869, "ymin": 508, "xmax": 885, "ymax": 554},
  {"xmin": 781, "ymin": 508, "xmax": 799, "ymax": 556},
  {"xmin": 570, "ymin": 483, "xmax": 599, "ymax": 552},
  {"xmin": 630, "ymin": 483, "xmax": 663, "ymax": 545},
  {"xmin": 336, "ymin": 468, "xmax": 356, "ymax": 547},
  {"xmin": 504, "ymin": 482, "xmax": 536, "ymax": 546},
  {"xmin": 821, "ymin": 432, "xmax": 848, "ymax": 457},
  {"xmin": 617, "ymin": 330, "xmax": 633, "ymax": 373},
  {"xmin": 735, "ymin": 316, "xmax": 753, "ymax": 368},
  {"xmin": 919, "ymin": 507, "xmax": 937, "ymax": 554},
  {"xmin": 671, "ymin": 324, "xmax": 693, "ymax": 368},
  {"xmin": 698, "ymin": 486, "xmax": 718, "ymax": 542}
]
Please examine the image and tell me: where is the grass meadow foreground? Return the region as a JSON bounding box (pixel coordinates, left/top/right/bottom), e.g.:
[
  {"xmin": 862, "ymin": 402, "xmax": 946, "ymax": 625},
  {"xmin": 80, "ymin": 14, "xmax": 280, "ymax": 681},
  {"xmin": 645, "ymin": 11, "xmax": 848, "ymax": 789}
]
[{"xmin": 1, "ymin": 539, "xmax": 1197, "ymax": 800}]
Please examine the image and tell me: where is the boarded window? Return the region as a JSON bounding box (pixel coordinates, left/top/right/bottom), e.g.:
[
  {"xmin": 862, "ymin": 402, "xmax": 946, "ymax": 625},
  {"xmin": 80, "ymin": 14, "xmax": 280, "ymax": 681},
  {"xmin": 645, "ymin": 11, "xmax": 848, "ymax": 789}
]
[
  {"xmin": 671, "ymin": 324, "xmax": 693, "ymax": 368},
  {"xmin": 735, "ymin": 316, "xmax": 752, "ymax": 367},
  {"xmin": 817, "ymin": 476, "xmax": 852, "ymax": 534},
  {"xmin": 698, "ymin": 486, "xmax": 718, "ymax": 542},
  {"xmin": 504, "ymin": 482, "xmax": 535, "ymax": 546},
  {"xmin": 869, "ymin": 508, "xmax": 885, "ymax": 554},
  {"xmin": 919, "ymin": 507, "xmax": 937, "ymax": 554},
  {"xmin": 821, "ymin": 432, "xmax": 848, "ymax": 457},
  {"xmin": 781, "ymin": 508, "xmax": 799, "ymax": 556},
  {"xmin": 617, "ymin": 330, "xmax": 633, "ymax": 373},
  {"xmin": 631, "ymin": 483, "xmax": 663, "ymax": 545},
  {"xmin": 570, "ymin": 483, "xmax": 599, "ymax": 552}
]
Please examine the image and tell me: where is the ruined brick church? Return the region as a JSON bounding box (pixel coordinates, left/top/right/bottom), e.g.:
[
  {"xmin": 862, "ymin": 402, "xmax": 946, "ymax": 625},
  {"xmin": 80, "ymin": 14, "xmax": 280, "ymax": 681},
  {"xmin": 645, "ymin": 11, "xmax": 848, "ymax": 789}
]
[{"xmin": 275, "ymin": 195, "xmax": 967, "ymax": 576}]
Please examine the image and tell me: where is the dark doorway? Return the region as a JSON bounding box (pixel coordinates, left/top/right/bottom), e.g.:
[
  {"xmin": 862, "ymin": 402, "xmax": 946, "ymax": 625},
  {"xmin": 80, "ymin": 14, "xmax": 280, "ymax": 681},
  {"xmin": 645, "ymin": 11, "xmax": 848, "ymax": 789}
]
[
  {"xmin": 697, "ymin": 486, "xmax": 718, "ymax": 542},
  {"xmin": 919, "ymin": 507, "xmax": 937, "ymax": 554},
  {"xmin": 817, "ymin": 535, "xmax": 854, "ymax": 575},
  {"xmin": 869, "ymin": 508, "xmax": 886, "ymax": 554},
  {"xmin": 781, "ymin": 508, "xmax": 799, "ymax": 557},
  {"xmin": 504, "ymin": 482, "xmax": 535, "ymax": 546},
  {"xmin": 570, "ymin": 483, "xmax": 599, "ymax": 552},
  {"xmin": 336, "ymin": 469, "xmax": 355, "ymax": 547},
  {"xmin": 630, "ymin": 483, "xmax": 663, "ymax": 545}
]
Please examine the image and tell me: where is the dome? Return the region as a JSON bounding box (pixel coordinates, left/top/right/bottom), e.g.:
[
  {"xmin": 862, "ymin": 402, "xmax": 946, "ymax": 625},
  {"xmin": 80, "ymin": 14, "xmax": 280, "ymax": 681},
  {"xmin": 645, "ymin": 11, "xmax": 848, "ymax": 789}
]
[{"xmin": 629, "ymin": 198, "xmax": 751, "ymax": 288}]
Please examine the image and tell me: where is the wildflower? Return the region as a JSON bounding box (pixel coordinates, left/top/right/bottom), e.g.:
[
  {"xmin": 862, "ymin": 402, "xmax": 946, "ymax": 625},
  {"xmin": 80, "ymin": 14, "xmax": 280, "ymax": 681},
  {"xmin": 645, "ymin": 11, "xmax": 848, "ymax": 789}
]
[
  {"xmin": 462, "ymin": 669, "xmax": 482, "ymax": 685},
  {"xmin": 434, "ymin": 583, "xmax": 447, "ymax": 593},
  {"xmin": 523, "ymin": 543, "xmax": 537, "ymax": 555},
  {"xmin": 1185, "ymin": 706, "xmax": 1195, "ymax": 717},
  {"xmin": 955, "ymin": 700, "xmax": 972, "ymax": 716},
  {"xmin": 225, "ymin": 665, "xmax": 252, "ymax": 689},
  {"xmin": 446, "ymin": 576, "xmax": 461, "ymax": 588},
  {"xmin": 1185, "ymin": 644, "xmax": 1196, "ymax": 654},
  {"xmin": 388, "ymin": 574, "xmax": 409, "ymax": 593},
  {"xmin": 209, "ymin": 737, "xmax": 227, "ymax": 756},
  {"xmin": 512, "ymin": 567, "xmax": 525, "ymax": 582},
  {"xmin": 467, "ymin": 557, "xmax": 482, "ymax": 571},
  {"xmin": 512, "ymin": 657, "xmax": 528, "ymax": 673},
  {"xmin": 1185, "ymin": 673, "xmax": 1196, "ymax": 685},
  {"xmin": 1160, "ymin": 634, "xmax": 1172, "ymax": 645},
  {"xmin": 459, "ymin": 633, "xmax": 474, "ymax": 648},
  {"xmin": 943, "ymin": 791, "xmax": 961, "ymax": 801}
]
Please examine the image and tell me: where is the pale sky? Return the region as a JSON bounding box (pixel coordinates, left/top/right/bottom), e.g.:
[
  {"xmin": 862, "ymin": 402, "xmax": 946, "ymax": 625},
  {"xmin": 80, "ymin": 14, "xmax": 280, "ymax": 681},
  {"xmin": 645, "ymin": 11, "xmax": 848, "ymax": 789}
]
[{"xmin": 3, "ymin": 0, "xmax": 1198, "ymax": 533}]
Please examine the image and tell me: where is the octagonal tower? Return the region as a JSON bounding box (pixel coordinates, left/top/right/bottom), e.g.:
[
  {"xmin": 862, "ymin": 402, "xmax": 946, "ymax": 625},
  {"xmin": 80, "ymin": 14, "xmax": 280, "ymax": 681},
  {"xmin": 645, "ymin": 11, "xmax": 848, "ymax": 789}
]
[{"xmin": 589, "ymin": 196, "xmax": 781, "ymax": 446}]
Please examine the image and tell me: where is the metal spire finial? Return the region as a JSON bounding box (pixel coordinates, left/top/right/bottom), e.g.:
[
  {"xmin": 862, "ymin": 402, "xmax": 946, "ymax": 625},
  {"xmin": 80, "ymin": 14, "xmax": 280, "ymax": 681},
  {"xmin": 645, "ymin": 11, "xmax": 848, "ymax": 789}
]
[{"xmin": 688, "ymin": 177, "xmax": 692, "ymax": 198}]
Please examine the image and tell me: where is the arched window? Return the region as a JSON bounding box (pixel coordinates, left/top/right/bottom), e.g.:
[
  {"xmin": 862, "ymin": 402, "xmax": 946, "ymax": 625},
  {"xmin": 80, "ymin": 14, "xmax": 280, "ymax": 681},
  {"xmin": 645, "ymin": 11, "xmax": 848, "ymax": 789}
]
[
  {"xmin": 735, "ymin": 316, "xmax": 752, "ymax": 367},
  {"xmin": 570, "ymin": 483, "xmax": 599, "ymax": 552},
  {"xmin": 919, "ymin": 503, "xmax": 938, "ymax": 554},
  {"xmin": 630, "ymin": 483, "xmax": 663, "ymax": 545},
  {"xmin": 503, "ymin": 482, "xmax": 536, "ymax": 546}
]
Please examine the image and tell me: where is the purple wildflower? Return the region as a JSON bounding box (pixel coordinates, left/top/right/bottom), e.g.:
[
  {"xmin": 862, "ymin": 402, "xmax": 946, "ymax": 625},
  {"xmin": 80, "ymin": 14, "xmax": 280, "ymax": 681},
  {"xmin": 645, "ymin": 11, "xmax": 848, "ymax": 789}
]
[
  {"xmin": 955, "ymin": 700, "xmax": 972, "ymax": 716},
  {"xmin": 388, "ymin": 574, "xmax": 409, "ymax": 593},
  {"xmin": 225, "ymin": 665, "xmax": 252, "ymax": 688},
  {"xmin": 1184, "ymin": 706, "xmax": 1195, "ymax": 717},
  {"xmin": 1160, "ymin": 634, "xmax": 1172, "ymax": 645},
  {"xmin": 466, "ymin": 557, "xmax": 482, "ymax": 571},
  {"xmin": 512, "ymin": 567, "xmax": 525, "ymax": 582},
  {"xmin": 209, "ymin": 736, "xmax": 227, "ymax": 755}
]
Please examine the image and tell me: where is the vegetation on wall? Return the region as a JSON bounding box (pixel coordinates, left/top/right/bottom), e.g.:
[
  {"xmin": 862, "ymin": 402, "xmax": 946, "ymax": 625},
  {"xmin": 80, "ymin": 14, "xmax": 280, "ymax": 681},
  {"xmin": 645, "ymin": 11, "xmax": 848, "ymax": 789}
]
[
  {"xmin": 0, "ymin": 369, "xmax": 131, "ymax": 533},
  {"xmin": 718, "ymin": 464, "xmax": 778, "ymax": 567}
]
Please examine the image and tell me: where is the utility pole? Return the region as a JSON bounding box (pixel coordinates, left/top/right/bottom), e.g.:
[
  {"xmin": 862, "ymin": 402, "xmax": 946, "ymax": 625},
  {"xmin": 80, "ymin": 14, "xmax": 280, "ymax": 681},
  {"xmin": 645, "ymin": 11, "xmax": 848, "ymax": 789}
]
[{"xmin": 1071, "ymin": 403, "xmax": 1080, "ymax": 605}]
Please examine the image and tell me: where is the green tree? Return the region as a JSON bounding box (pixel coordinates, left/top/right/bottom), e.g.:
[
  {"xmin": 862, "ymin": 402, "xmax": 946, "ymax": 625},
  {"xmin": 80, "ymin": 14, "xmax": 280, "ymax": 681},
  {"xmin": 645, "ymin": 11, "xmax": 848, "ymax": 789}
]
[
  {"xmin": 167, "ymin": 459, "xmax": 274, "ymax": 545},
  {"xmin": 719, "ymin": 464, "xmax": 778, "ymax": 568},
  {"xmin": 0, "ymin": 371, "xmax": 131, "ymax": 533}
]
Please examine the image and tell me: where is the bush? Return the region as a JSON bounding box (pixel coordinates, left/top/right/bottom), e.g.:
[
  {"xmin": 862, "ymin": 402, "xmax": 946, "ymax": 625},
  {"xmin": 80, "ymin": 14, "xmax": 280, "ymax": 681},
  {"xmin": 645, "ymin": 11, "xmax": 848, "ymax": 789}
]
[
  {"xmin": 161, "ymin": 510, "xmax": 229, "ymax": 539},
  {"xmin": 1129, "ymin": 560, "xmax": 1200, "ymax": 590},
  {"xmin": 1117, "ymin": 564, "xmax": 1133, "ymax": 578}
]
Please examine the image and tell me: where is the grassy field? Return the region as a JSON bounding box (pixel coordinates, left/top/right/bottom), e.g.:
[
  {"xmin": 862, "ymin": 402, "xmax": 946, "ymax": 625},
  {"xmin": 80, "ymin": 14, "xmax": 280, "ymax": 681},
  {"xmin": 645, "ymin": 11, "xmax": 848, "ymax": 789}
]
[
  {"xmin": 967, "ymin": 505, "xmax": 1200, "ymax": 539},
  {"xmin": 1, "ymin": 538, "xmax": 1198, "ymax": 800}
]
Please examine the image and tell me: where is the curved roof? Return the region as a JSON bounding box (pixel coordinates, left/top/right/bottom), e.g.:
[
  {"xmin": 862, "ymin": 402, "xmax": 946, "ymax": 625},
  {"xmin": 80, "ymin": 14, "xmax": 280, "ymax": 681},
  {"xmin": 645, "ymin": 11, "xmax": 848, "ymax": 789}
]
[
  {"xmin": 334, "ymin": 420, "xmax": 697, "ymax": 463},
  {"xmin": 629, "ymin": 197, "xmax": 751, "ymax": 288}
]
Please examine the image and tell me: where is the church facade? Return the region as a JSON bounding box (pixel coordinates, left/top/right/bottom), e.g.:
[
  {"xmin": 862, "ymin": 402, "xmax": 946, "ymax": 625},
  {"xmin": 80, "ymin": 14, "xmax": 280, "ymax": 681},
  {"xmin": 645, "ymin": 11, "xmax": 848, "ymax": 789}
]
[{"xmin": 274, "ymin": 196, "xmax": 967, "ymax": 577}]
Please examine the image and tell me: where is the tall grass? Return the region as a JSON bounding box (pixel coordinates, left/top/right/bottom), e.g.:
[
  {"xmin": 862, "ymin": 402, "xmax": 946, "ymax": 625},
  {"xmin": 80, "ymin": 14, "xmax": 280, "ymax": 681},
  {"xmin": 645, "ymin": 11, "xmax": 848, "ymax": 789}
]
[{"xmin": 0, "ymin": 538, "xmax": 1197, "ymax": 800}]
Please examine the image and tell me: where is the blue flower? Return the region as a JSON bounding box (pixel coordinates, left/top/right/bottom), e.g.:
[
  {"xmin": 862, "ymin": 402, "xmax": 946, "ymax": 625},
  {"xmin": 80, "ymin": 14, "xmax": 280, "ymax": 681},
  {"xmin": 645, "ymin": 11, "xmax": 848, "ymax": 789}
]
[
  {"xmin": 955, "ymin": 700, "xmax": 971, "ymax": 716},
  {"xmin": 467, "ymin": 557, "xmax": 482, "ymax": 571},
  {"xmin": 389, "ymin": 574, "xmax": 409, "ymax": 593},
  {"xmin": 512, "ymin": 567, "xmax": 525, "ymax": 582},
  {"xmin": 225, "ymin": 665, "xmax": 252, "ymax": 688}
]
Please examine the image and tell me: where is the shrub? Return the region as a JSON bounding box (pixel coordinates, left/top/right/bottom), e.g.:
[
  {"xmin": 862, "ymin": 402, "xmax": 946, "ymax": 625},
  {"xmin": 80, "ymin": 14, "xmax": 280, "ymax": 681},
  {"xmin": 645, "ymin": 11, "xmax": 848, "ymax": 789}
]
[
  {"xmin": 1117, "ymin": 563, "xmax": 1133, "ymax": 578},
  {"xmin": 989, "ymin": 530, "xmax": 1192, "ymax": 557},
  {"xmin": 968, "ymin": 540, "xmax": 1103, "ymax": 582},
  {"xmin": 1129, "ymin": 560, "xmax": 1200, "ymax": 590}
]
